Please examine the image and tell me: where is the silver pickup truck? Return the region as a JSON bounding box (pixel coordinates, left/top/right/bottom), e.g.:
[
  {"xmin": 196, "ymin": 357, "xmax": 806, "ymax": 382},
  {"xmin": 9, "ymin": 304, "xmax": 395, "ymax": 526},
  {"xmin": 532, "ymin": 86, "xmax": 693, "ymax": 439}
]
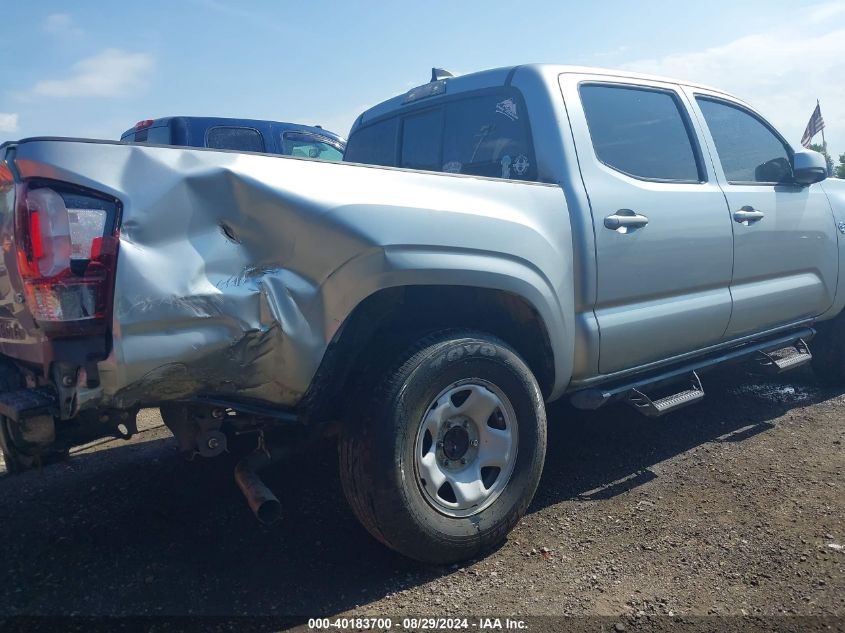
[{"xmin": 0, "ymin": 65, "xmax": 841, "ymax": 564}]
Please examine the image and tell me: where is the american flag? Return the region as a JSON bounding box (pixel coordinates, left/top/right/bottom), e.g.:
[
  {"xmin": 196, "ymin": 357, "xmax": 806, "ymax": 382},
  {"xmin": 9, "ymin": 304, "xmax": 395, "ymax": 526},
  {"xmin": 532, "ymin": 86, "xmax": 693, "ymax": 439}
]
[{"xmin": 801, "ymin": 103, "xmax": 825, "ymax": 148}]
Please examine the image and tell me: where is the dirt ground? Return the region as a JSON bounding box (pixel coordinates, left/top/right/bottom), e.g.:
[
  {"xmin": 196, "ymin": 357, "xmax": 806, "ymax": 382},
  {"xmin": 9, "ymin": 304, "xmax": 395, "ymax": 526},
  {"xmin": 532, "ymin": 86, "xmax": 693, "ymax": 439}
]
[{"xmin": 0, "ymin": 363, "xmax": 843, "ymax": 631}]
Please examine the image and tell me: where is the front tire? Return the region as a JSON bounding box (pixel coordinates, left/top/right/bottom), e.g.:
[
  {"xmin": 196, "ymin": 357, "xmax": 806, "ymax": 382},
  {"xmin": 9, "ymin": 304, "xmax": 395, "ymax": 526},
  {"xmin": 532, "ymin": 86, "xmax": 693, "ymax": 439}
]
[{"xmin": 339, "ymin": 330, "xmax": 546, "ymax": 564}]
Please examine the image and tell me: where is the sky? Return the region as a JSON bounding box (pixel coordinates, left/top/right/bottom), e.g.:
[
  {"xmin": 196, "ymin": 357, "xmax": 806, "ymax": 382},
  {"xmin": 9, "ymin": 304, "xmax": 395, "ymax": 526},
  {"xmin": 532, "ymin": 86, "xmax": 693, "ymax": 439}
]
[{"xmin": 1, "ymin": 1, "xmax": 844, "ymax": 162}]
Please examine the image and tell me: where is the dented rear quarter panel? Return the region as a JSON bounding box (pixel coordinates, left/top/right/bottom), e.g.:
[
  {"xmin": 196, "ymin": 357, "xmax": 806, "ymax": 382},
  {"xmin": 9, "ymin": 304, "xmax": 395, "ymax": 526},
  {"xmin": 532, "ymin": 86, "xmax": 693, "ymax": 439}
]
[{"xmin": 10, "ymin": 139, "xmax": 575, "ymax": 409}]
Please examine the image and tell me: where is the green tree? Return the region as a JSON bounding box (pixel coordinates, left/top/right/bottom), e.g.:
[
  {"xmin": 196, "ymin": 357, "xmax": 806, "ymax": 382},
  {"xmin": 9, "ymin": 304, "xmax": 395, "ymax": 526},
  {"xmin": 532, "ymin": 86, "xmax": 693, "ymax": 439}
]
[
  {"xmin": 808, "ymin": 143, "xmax": 835, "ymax": 176},
  {"xmin": 836, "ymin": 153, "xmax": 845, "ymax": 179}
]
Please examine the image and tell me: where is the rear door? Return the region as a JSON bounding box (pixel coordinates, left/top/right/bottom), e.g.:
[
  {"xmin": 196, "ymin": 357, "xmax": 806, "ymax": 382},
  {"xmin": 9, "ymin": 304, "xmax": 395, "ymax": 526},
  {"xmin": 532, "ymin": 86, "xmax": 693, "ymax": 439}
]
[
  {"xmin": 559, "ymin": 74, "xmax": 734, "ymax": 374},
  {"xmin": 688, "ymin": 90, "xmax": 838, "ymax": 337}
]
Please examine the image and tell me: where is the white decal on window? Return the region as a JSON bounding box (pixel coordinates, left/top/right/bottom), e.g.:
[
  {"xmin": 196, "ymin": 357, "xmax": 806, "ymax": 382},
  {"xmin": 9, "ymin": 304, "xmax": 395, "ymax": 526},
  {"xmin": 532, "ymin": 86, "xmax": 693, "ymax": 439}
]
[
  {"xmin": 513, "ymin": 154, "xmax": 530, "ymax": 176},
  {"xmin": 443, "ymin": 161, "xmax": 463, "ymax": 173},
  {"xmin": 495, "ymin": 98, "xmax": 519, "ymax": 121},
  {"xmin": 500, "ymin": 155, "xmax": 512, "ymax": 179}
]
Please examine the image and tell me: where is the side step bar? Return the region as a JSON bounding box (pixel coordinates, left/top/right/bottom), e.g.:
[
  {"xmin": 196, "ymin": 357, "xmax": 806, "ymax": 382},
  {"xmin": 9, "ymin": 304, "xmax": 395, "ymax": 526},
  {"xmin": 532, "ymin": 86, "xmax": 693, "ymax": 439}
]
[
  {"xmin": 756, "ymin": 338, "xmax": 812, "ymax": 374},
  {"xmin": 570, "ymin": 327, "xmax": 815, "ymax": 412},
  {"xmin": 627, "ymin": 371, "xmax": 704, "ymax": 417}
]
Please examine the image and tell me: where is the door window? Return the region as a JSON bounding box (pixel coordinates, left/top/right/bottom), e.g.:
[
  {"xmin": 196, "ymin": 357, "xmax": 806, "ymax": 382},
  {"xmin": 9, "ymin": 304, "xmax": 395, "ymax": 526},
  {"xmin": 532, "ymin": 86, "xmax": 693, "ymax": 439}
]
[
  {"xmin": 282, "ymin": 132, "xmax": 343, "ymax": 161},
  {"xmin": 580, "ymin": 84, "xmax": 702, "ymax": 182},
  {"xmin": 696, "ymin": 97, "xmax": 792, "ymax": 184}
]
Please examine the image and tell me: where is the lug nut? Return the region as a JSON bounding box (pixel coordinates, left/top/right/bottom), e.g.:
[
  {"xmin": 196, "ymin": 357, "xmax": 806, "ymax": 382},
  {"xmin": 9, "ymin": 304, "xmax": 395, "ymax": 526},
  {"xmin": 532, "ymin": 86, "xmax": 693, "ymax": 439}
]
[
  {"xmin": 443, "ymin": 459, "xmax": 450, "ymax": 467},
  {"xmin": 470, "ymin": 439, "xmax": 479, "ymax": 447},
  {"xmin": 460, "ymin": 458, "xmax": 467, "ymax": 465},
  {"xmin": 207, "ymin": 437, "xmax": 220, "ymax": 450}
]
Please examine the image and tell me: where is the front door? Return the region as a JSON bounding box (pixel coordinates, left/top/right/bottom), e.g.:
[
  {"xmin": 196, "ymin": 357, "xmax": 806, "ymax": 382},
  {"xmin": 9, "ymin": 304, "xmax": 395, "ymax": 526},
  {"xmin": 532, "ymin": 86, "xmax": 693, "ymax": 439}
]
[
  {"xmin": 560, "ymin": 74, "xmax": 734, "ymax": 374},
  {"xmin": 689, "ymin": 91, "xmax": 838, "ymax": 338}
]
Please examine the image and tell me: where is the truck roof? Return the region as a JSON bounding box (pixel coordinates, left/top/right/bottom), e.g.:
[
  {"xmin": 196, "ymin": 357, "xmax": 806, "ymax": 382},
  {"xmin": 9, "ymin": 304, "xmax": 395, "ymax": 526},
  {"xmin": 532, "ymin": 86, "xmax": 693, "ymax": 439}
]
[{"xmin": 354, "ymin": 63, "xmax": 735, "ymax": 130}]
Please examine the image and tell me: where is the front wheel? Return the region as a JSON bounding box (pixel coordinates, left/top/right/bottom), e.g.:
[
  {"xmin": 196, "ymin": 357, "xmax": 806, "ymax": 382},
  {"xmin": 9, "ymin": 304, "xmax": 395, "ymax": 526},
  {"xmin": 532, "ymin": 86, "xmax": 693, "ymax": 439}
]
[{"xmin": 339, "ymin": 330, "xmax": 547, "ymax": 564}]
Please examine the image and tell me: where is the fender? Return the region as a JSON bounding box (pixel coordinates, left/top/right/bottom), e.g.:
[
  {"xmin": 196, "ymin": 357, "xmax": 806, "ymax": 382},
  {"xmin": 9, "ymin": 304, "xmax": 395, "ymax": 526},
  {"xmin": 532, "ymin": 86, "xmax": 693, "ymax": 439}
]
[
  {"xmin": 818, "ymin": 178, "xmax": 845, "ymax": 321},
  {"xmin": 318, "ymin": 245, "xmax": 575, "ymax": 400}
]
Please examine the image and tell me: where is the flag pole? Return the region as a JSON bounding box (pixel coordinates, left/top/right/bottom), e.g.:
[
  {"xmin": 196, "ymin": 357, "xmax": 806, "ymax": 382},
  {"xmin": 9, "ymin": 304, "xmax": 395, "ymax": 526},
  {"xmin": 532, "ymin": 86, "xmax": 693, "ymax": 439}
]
[
  {"xmin": 819, "ymin": 100, "xmax": 827, "ymax": 150},
  {"xmin": 818, "ymin": 99, "xmax": 831, "ymax": 176}
]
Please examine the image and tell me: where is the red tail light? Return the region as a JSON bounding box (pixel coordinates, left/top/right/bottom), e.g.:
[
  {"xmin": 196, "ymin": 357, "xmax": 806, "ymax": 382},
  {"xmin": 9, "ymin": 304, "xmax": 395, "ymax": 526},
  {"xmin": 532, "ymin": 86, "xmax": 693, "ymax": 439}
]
[
  {"xmin": 15, "ymin": 181, "xmax": 120, "ymax": 337},
  {"xmin": 29, "ymin": 211, "xmax": 44, "ymax": 258}
]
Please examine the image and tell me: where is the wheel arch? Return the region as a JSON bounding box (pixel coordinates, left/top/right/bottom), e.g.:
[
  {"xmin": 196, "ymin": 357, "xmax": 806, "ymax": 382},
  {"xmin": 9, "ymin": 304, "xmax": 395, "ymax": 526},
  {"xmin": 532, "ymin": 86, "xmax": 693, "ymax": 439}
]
[{"xmin": 302, "ymin": 270, "xmax": 572, "ymax": 423}]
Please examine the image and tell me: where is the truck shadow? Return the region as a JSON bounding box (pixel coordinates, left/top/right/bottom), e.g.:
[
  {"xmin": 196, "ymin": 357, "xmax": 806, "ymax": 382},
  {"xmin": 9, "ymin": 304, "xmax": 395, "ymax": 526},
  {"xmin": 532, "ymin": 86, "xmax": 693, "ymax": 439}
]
[
  {"xmin": 535, "ymin": 364, "xmax": 830, "ymax": 509},
  {"xmin": 0, "ymin": 365, "xmax": 839, "ymax": 620}
]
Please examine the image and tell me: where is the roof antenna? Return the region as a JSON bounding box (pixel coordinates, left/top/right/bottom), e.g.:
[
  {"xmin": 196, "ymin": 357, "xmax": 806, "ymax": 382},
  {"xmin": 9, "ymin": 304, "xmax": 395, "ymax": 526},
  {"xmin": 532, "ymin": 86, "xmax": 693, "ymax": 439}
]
[{"xmin": 431, "ymin": 68, "xmax": 454, "ymax": 82}]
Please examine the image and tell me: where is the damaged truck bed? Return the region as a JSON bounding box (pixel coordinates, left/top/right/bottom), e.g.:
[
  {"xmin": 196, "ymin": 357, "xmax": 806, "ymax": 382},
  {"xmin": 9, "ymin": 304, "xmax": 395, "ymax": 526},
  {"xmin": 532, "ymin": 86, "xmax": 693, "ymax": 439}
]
[
  {"xmin": 2, "ymin": 64, "xmax": 844, "ymax": 564},
  {"xmin": 1, "ymin": 137, "xmax": 569, "ymax": 413}
]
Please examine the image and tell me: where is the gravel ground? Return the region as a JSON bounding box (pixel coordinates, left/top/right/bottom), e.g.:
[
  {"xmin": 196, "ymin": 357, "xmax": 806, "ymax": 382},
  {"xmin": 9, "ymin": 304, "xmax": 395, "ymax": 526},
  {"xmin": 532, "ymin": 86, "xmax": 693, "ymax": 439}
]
[{"xmin": 0, "ymin": 364, "xmax": 842, "ymax": 631}]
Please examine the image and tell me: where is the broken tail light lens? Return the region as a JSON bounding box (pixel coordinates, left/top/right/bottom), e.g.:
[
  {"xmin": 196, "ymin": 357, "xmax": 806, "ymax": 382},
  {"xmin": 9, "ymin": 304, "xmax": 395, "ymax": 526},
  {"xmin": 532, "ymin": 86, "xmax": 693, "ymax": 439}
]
[{"xmin": 15, "ymin": 181, "xmax": 120, "ymax": 336}]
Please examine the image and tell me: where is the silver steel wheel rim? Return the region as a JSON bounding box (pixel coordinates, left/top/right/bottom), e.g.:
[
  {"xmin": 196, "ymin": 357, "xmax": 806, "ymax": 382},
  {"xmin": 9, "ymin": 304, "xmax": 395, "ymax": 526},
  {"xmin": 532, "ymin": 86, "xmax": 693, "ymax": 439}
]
[{"xmin": 413, "ymin": 379, "xmax": 519, "ymax": 518}]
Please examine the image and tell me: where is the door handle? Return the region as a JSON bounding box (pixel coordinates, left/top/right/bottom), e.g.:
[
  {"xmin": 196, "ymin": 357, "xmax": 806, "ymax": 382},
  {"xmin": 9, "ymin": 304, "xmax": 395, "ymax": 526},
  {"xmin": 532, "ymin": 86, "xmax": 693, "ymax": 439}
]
[
  {"xmin": 604, "ymin": 209, "xmax": 649, "ymax": 232},
  {"xmin": 733, "ymin": 206, "xmax": 765, "ymax": 224}
]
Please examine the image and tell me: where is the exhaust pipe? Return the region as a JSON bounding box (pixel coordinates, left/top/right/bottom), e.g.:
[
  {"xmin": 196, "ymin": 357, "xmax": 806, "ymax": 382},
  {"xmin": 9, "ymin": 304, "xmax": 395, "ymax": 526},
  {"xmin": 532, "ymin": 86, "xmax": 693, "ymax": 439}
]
[{"xmin": 234, "ymin": 450, "xmax": 282, "ymax": 525}]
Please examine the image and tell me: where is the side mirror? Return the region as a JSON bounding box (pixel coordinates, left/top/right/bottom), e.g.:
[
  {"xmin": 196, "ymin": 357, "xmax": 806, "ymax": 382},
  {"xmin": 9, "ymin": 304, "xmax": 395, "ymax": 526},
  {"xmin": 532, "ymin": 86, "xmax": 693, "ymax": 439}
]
[{"xmin": 793, "ymin": 149, "xmax": 827, "ymax": 185}]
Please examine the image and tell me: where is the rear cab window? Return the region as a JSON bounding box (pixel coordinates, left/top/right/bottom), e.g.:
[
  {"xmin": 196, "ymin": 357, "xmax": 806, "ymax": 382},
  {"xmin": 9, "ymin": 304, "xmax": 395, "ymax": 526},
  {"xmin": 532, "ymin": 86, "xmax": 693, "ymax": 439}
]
[
  {"xmin": 205, "ymin": 126, "xmax": 265, "ymax": 153},
  {"xmin": 344, "ymin": 117, "xmax": 399, "ymax": 167},
  {"xmin": 401, "ymin": 110, "xmax": 443, "ymax": 171},
  {"xmin": 123, "ymin": 125, "xmax": 172, "ymax": 145},
  {"xmin": 344, "ymin": 89, "xmax": 537, "ymax": 182},
  {"xmin": 579, "ymin": 83, "xmax": 703, "ymax": 183}
]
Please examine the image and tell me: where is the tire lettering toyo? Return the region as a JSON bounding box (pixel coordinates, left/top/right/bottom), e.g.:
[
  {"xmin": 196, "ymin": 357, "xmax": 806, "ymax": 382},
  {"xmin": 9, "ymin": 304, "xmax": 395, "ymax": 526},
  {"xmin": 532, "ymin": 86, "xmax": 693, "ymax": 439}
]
[{"xmin": 431, "ymin": 342, "xmax": 498, "ymax": 368}]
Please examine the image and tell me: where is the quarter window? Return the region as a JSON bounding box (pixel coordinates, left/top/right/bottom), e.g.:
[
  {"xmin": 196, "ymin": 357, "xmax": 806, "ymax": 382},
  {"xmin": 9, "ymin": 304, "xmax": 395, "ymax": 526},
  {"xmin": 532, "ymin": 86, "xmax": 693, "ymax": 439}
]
[
  {"xmin": 580, "ymin": 84, "xmax": 702, "ymax": 182},
  {"xmin": 206, "ymin": 126, "xmax": 265, "ymax": 153},
  {"xmin": 696, "ymin": 97, "xmax": 792, "ymax": 184}
]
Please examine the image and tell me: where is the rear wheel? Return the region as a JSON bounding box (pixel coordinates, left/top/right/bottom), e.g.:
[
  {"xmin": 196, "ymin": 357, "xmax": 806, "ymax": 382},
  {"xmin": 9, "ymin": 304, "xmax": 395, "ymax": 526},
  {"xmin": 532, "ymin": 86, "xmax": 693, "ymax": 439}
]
[
  {"xmin": 0, "ymin": 361, "xmax": 67, "ymax": 475},
  {"xmin": 0, "ymin": 417, "xmax": 35, "ymax": 474},
  {"xmin": 0, "ymin": 416, "xmax": 68, "ymax": 475},
  {"xmin": 339, "ymin": 330, "xmax": 546, "ymax": 564}
]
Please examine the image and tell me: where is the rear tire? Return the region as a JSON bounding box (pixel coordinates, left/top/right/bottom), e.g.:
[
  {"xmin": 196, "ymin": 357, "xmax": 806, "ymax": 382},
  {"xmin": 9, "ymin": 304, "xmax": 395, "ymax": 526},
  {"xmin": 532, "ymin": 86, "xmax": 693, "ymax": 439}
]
[
  {"xmin": 0, "ymin": 360, "xmax": 68, "ymax": 475},
  {"xmin": 339, "ymin": 330, "xmax": 546, "ymax": 564},
  {"xmin": 0, "ymin": 417, "xmax": 34, "ymax": 474}
]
